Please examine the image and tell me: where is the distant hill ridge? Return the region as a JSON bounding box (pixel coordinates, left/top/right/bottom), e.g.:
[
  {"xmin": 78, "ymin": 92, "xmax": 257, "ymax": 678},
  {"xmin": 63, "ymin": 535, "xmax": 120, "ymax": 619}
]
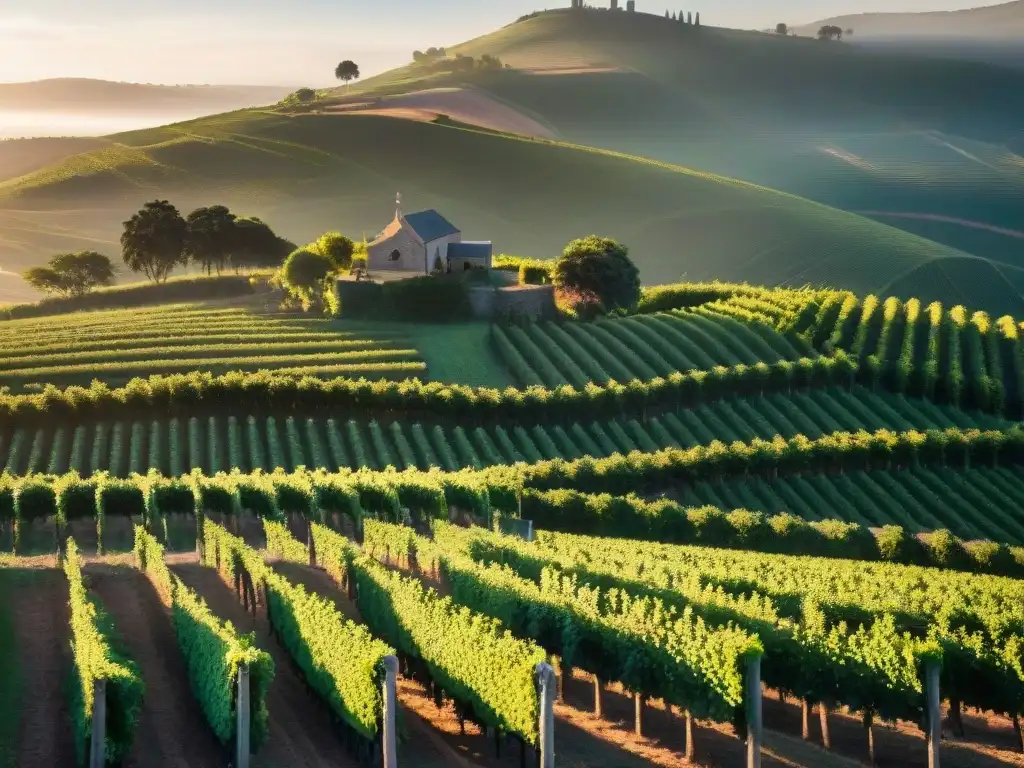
[
  {"xmin": 798, "ymin": 0, "xmax": 1024, "ymax": 37},
  {"xmin": 0, "ymin": 78, "xmax": 295, "ymax": 112}
]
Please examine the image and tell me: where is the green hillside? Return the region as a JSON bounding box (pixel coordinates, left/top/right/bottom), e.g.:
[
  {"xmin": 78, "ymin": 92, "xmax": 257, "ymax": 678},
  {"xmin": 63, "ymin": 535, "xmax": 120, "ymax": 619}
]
[
  {"xmin": 3, "ymin": 109, "xmax": 1014, "ymax": 312},
  {"xmin": 349, "ymin": 11, "xmax": 1024, "ymax": 269}
]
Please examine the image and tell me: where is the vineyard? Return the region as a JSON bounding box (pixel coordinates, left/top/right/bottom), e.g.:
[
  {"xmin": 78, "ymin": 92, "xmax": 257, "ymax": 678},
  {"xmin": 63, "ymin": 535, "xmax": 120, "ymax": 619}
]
[
  {"xmin": 0, "ymin": 305, "xmax": 426, "ymax": 390},
  {"xmin": 4, "ymin": 280, "xmax": 1024, "ymax": 767}
]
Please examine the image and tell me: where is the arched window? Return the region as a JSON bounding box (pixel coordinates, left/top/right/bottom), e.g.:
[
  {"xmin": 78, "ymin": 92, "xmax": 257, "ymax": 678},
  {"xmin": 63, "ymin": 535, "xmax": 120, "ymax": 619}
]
[{"xmin": 388, "ymin": 249, "xmax": 401, "ymax": 262}]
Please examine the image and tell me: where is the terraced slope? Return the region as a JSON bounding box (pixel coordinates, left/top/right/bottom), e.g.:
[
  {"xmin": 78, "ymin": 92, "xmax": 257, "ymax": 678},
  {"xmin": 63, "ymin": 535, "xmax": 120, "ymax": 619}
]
[
  {"xmin": 0, "ymin": 385, "xmax": 1006, "ymax": 477},
  {"xmin": 493, "ymin": 311, "xmax": 809, "ymax": 387},
  {"xmin": 0, "ymin": 110, "xmax": 986, "ymax": 308},
  {"xmin": 0, "ymin": 305, "xmax": 426, "ymax": 390}
]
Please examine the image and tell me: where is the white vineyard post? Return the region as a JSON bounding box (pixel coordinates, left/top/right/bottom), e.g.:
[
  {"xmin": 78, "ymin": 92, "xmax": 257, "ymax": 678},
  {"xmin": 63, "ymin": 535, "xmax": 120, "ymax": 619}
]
[
  {"xmin": 89, "ymin": 678, "xmax": 106, "ymax": 768},
  {"xmin": 236, "ymin": 663, "xmax": 251, "ymax": 768},
  {"xmin": 382, "ymin": 655, "xmax": 399, "ymax": 768},
  {"xmin": 926, "ymin": 660, "xmax": 941, "ymax": 768},
  {"xmin": 745, "ymin": 656, "xmax": 763, "ymax": 768},
  {"xmin": 536, "ymin": 661, "xmax": 556, "ymax": 768}
]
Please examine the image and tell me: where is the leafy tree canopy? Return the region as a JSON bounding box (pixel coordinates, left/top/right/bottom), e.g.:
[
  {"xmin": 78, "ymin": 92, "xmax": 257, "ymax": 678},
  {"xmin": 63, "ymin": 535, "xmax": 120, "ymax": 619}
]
[
  {"xmin": 185, "ymin": 205, "xmax": 237, "ymax": 275},
  {"xmin": 313, "ymin": 232, "xmax": 356, "ymax": 271},
  {"xmin": 120, "ymin": 200, "xmax": 187, "ymax": 283},
  {"xmin": 281, "ymin": 248, "xmax": 335, "ymax": 291},
  {"xmin": 553, "ymin": 235, "xmax": 641, "ymax": 314},
  {"xmin": 335, "ymin": 60, "xmax": 361, "ymax": 84},
  {"xmin": 23, "ymin": 250, "xmax": 116, "ymax": 298},
  {"xmin": 229, "ymin": 217, "xmax": 292, "ymax": 271}
]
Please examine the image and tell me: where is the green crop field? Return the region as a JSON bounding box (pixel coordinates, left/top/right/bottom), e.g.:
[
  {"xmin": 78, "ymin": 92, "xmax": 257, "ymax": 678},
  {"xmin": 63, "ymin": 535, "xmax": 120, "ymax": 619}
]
[
  {"xmin": 0, "ymin": 304, "xmax": 427, "ymax": 389},
  {"xmin": 3, "ymin": 9, "xmax": 1024, "ymax": 763},
  {"xmin": 5, "ymin": 278, "xmax": 1024, "ymax": 767}
]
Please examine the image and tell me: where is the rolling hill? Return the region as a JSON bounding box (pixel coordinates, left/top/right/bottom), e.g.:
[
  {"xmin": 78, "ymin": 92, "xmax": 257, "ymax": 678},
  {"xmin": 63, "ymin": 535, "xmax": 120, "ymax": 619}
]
[
  {"xmin": 3, "ymin": 108, "xmax": 1014, "ymax": 312},
  {"xmin": 797, "ymin": 0, "xmax": 1024, "ymax": 38},
  {"xmin": 334, "ymin": 10, "xmax": 1024, "ymax": 270}
]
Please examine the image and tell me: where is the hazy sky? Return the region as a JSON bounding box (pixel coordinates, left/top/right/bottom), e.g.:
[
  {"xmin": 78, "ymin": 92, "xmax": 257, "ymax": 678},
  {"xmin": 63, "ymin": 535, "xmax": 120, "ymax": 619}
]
[{"xmin": 0, "ymin": 0, "xmax": 998, "ymax": 86}]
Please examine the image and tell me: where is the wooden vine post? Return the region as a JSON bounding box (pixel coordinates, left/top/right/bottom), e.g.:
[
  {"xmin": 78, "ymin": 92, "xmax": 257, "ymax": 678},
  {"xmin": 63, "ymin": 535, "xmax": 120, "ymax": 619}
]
[
  {"xmin": 684, "ymin": 710, "xmax": 696, "ymax": 761},
  {"xmin": 89, "ymin": 678, "xmax": 107, "ymax": 768},
  {"xmin": 635, "ymin": 693, "xmax": 646, "ymax": 738},
  {"xmin": 745, "ymin": 656, "xmax": 763, "ymax": 768},
  {"xmin": 801, "ymin": 699, "xmax": 811, "ymax": 740},
  {"xmin": 236, "ymin": 663, "xmax": 251, "ymax": 768},
  {"xmin": 863, "ymin": 709, "xmax": 875, "ymax": 765},
  {"xmin": 536, "ymin": 662, "xmax": 556, "ymax": 768},
  {"xmin": 382, "ymin": 655, "xmax": 399, "ymax": 768},
  {"xmin": 926, "ymin": 659, "xmax": 942, "ymax": 768},
  {"xmin": 819, "ymin": 701, "xmax": 832, "ymax": 749},
  {"xmin": 593, "ymin": 674, "xmax": 603, "ymax": 718}
]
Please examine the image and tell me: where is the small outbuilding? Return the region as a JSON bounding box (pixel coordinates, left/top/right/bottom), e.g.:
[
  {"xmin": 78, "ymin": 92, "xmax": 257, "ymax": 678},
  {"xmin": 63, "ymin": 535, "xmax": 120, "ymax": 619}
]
[{"xmin": 366, "ymin": 196, "xmax": 493, "ymax": 274}]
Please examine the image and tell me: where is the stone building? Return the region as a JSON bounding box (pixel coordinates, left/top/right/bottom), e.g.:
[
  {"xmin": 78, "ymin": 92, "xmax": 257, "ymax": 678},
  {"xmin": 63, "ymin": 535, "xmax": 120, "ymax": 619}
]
[{"xmin": 365, "ymin": 196, "xmax": 493, "ymax": 274}]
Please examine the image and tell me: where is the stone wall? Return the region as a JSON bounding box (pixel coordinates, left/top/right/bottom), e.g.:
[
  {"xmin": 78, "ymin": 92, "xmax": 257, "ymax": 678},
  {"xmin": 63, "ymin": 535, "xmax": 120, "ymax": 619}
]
[{"xmin": 468, "ymin": 284, "xmax": 556, "ymax": 320}]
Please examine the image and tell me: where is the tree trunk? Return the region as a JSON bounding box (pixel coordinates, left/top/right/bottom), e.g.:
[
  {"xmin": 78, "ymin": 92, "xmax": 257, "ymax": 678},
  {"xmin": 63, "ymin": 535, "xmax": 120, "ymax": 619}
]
[
  {"xmin": 801, "ymin": 700, "xmax": 811, "ymax": 741},
  {"xmin": 949, "ymin": 699, "xmax": 965, "ymax": 737},
  {"xmin": 1014, "ymin": 714, "xmax": 1023, "ymax": 753},
  {"xmin": 864, "ymin": 709, "xmax": 875, "ymax": 765},
  {"xmin": 556, "ymin": 661, "xmax": 565, "ymax": 703},
  {"xmin": 684, "ymin": 710, "xmax": 695, "ymax": 761},
  {"xmin": 819, "ymin": 702, "xmax": 832, "ymax": 750},
  {"xmin": 593, "ymin": 675, "xmax": 603, "ymax": 718},
  {"xmin": 635, "ymin": 693, "xmax": 646, "ymax": 738}
]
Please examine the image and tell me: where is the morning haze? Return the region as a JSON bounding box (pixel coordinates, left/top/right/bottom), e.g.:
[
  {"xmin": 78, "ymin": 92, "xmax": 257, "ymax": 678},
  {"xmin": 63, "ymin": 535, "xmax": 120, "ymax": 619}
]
[{"xmin": 0, "ymin": 2, "xmax": 1023, "ymax": 768}]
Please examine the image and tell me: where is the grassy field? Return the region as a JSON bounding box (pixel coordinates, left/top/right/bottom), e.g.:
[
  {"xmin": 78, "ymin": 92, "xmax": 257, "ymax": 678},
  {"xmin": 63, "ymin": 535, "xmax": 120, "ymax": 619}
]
[{"xmin": 2, "ymin": 109, "xmax": 1008, "ymax": 312}]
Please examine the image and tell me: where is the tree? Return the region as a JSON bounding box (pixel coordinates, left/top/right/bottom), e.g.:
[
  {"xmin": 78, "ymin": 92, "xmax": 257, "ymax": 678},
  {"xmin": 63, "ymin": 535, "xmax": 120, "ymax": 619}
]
[
  {"xmin": 552, "ymin": 236, "xmax": 641, "ymax": 315},
  {"xmin": 22, "ymin": 251, "xmax": 115, "ymax": 297},
  {"xmin": 281, "ymin": 248, "xmax": 335, "ymax": 311},
  {"xmin": 294, "ymin": 88, "xmax": 317, "ymax": 103},
  {"xmin": 185, "ymin": 205, "xmax": 237, "ymax": 275},
  {"xmin": 818, "ymin": 24, "xmax": 842, "ymax": 40},
  {"xmin": 232, "ymin": 217, "xmax": 293, "ymax": 271},
  {"xmin": 313, "ymin": 231, "xmax": 356, "ymax": 271},
  {"xmin": 695, "ymin": 11, "xmax": 700, "ymax": 26},
  {"xmin": 120, "ymin": 200, "xmax": 187, "ymax": 283},
  {"xmin": 776, "ymin": 22, "xmax": 788, "ymax": 34},
  {"xmin": 688, "ymin": 11, "xmax": 693, "ymax": 24},
  {"xmin": 845, "ymin": 28, "xmax": 854, "ymax": 36},
  {"xmin": 335, "ymin": 60, "xmax": 361, "ymax": 89}
]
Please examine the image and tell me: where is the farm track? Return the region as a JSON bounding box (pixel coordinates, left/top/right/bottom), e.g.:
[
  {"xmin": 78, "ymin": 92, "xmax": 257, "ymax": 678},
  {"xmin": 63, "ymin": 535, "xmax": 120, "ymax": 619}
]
[
  {"xmin": 10, "ymin": 568, "xmax": 75, "ymax": 768},
  {"xmin": 169, "ymin": 558, "xmax": 364, "ymax": 768},
  {"xmin": 85, "ymin": 563, "xmax": 226, "ymax": 768}
]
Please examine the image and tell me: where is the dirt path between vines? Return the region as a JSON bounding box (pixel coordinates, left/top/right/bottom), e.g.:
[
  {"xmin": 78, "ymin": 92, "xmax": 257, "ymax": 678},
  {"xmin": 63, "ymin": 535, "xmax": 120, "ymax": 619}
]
[
  {"xmin": 9, "ymin": 568, "xmax": 76, "ymax": 767},
  {"xmin": 86, "ymin": 563, "xmax": 226, "ymax": 768},
  {"xmin": 169, "ymin": 559, "xmax": 363, "ymax": 768}
]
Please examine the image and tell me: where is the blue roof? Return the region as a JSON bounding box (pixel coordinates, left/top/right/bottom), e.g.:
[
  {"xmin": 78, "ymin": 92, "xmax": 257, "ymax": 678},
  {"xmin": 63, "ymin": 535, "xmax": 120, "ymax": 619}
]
[
  {"xmin": 448, "ymin": 242, "xmax": 492, "ymax": 260},
  {"xmin": 403, "ymin": 210, "xmax": 459, "ymax": 242}
]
